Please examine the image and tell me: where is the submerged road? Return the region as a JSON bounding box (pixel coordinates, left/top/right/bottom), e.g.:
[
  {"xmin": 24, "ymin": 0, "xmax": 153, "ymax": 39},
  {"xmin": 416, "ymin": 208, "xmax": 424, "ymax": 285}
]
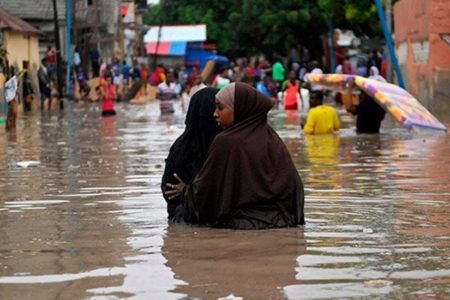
[{"xmin": 0, "ymin": 100, "xmax": 449, "ymax": 299}]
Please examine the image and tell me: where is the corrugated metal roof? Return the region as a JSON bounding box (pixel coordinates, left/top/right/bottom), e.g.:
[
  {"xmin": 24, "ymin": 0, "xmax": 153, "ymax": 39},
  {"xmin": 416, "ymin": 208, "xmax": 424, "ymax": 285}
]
[
  {"xmin": 144, "ymin": 24, "xmax": 207, "ymax": 43},
  {"xmin": 0, "ymin": 0, "xmax": 65, "ymax": 21},
  {"xmin": 0, "ymin": 7, "xmax": 40, "ymax": 34}
]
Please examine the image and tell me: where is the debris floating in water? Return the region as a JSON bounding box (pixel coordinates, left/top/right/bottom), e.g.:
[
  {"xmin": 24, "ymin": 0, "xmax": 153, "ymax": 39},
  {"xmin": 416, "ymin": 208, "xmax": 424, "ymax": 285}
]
[
  {"xmin": 165, "ymin": 126, "xmax": 177, "ymax": 134},
  {"xmin": 16, "ymin": 161, "xmax": 40, "ymax": 168},
  {"xmin": 218, "ymin": 294, "xmax": 243, "ymax": 300},
  {"xmin": 364, "ymin": 280, "xmax": 392, "ymax": 287}
]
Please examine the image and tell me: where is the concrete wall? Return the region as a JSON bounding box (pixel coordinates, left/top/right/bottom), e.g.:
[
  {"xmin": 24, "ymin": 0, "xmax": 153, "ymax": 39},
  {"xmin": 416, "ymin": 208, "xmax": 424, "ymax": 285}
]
[
  {"xmin": 4, "ymin": 31, "xmax": 40, "ymax": 70},
  {"xmin": 394, "ymin": 0, "xmax": 450, "ymax": 119}
]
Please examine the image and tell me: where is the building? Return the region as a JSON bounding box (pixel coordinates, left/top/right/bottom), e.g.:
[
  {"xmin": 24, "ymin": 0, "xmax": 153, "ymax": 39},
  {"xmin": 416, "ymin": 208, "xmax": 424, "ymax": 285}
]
[
  {"xmin": 0, "ymin": 7, "xmax": 40, "ymax": 69},
  {"xmin": 0, "ymin": 0, "xmax": 65, "ymax": 57},
  {"xmin": 73, "ymin": 0, "xmax": 121, "ymax": 68},
  {"xmin": 0, "ymin": 7, "xmax": 40, "ymax": 111},
  {"xmin": 394, "ymin": 0, "xmax": 450, "ymax": 117},
  {"xmin": 0, "ymin": 0, "xmax": 122, "ymax": 76}
]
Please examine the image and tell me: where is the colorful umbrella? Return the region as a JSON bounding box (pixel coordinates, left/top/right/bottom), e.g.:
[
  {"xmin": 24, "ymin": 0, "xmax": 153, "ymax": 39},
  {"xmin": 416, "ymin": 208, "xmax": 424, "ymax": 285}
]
[{"xmin": 305, "ymin": 73, "xmax": 447, "ymax": 132}]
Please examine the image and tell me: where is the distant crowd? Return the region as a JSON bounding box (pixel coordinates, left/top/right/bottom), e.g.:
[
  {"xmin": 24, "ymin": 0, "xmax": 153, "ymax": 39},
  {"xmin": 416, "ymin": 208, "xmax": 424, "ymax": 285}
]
[{"xmin": 34, "ymin": 44, "xmax": 389, "ymax": 134}]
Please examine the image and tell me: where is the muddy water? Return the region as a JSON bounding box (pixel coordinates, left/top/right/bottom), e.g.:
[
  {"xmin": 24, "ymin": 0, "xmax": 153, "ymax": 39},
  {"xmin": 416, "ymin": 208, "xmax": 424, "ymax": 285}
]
[{"xmin": 0, "ymin": 101, "xmax": 449, "ymax": 300}]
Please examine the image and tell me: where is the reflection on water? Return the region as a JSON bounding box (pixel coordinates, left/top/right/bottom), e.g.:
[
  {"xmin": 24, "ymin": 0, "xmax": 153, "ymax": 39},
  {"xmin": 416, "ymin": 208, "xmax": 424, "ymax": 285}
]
[
  {"xmin": 0, "ymin": 101, "xmax": 449, "ymax": 299},
  {"xmin": 303, "ymin": 134, "xmax": 342, "ymax": 190},
  {"xmin": 163, "ymin": 226, "xmax": 306, "ymax": 300}
]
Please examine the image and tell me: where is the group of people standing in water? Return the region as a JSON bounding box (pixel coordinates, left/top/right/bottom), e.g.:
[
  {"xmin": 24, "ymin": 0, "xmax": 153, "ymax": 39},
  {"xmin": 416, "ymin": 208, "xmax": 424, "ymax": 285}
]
[
  {"xmin": 158, "ymin": 52, "xmax": 391, "ymax": 228},
  {"xmin": 161, "ymin": 83, "xmax": 305, "ymax": 229},
  {"xmin": 159, "ymin": 77, "xmax": 389, "ymax": 229}
]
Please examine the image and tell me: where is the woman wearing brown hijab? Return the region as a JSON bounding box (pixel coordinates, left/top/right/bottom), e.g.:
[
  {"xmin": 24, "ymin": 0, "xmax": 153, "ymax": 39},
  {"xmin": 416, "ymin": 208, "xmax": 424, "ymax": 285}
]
[{"xmin": 166, "ymin": 82, "xmax": 305, "ymax": 229}]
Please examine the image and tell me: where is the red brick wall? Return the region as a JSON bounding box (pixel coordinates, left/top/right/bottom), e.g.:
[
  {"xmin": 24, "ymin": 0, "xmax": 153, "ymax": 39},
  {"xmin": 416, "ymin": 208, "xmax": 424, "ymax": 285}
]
[
  {"xmin": 394, "ymin": 0, "xmax": 450, "ymax": 117},
  {"xmin": 394, "ymin": 0, "xmax": 430, "ymax": 43},
  {"xmin": 429, "ymin": 0, "xmax": 450, "ymax": 68}
]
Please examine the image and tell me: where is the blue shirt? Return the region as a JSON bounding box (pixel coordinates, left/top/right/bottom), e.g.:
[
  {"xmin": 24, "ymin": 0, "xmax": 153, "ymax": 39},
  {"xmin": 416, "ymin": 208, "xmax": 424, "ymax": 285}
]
[
  {"xmin": 121, "ymin": 64, "xmax": 131, "ymax": 80},
  {"xmin": 256, "ymin": 81, "xmax": 270, "ymax": 97}
]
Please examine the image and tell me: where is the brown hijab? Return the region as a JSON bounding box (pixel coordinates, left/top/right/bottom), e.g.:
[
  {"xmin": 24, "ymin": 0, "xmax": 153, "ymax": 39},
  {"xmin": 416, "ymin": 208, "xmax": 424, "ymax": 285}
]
[{"xmin": 183, "ymin": 82, "xmax": 305, "ymax": 229}]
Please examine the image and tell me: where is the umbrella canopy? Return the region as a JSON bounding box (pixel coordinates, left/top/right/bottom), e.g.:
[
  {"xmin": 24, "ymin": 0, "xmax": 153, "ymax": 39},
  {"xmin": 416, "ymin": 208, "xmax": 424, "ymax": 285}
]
[{"xmin": 305, "ymin": 73, "xmax": 447, "ymax": 132}]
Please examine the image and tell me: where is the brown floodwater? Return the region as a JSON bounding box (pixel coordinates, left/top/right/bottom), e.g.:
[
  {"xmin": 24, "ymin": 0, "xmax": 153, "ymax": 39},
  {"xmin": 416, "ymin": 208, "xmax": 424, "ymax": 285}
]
[{"xmin": 0, "ymin": 100, "xmax": 449, "ymax": 300}]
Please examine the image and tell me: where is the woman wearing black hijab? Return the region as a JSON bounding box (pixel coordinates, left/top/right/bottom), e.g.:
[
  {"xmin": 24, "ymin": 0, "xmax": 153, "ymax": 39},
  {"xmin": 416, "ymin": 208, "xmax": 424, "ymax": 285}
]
[
  {"xmin": 161, "ymin": 87, "xmax": 221, "ymax": 221},
  {"xmin": 166, "ymin": 83, "xmax": 305, "ymax": 229}
]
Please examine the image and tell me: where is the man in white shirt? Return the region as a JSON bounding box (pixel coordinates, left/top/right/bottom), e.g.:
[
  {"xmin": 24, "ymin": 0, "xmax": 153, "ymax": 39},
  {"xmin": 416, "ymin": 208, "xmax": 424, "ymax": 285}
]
[{"xmin": 157, "ymin": 73, "xmax": 181, "ymax": 114}]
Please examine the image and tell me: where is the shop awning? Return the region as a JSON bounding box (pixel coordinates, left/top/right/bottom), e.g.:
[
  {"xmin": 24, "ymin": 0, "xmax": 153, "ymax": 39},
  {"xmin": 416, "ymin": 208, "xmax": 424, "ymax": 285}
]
[{"xmin": 146, "ymin": 41, "xmax": 187, "ymax": 56}]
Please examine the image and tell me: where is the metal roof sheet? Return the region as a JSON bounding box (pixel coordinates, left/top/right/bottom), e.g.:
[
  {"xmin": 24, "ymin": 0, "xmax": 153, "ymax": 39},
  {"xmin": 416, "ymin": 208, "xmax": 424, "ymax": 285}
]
[
  {"xmin": 0, "ymin": 7, "xmax": 40, "ymax": 34},
  {"xmin": 144, "ymin": 24, "xmax": 207, "ymax": 43}
]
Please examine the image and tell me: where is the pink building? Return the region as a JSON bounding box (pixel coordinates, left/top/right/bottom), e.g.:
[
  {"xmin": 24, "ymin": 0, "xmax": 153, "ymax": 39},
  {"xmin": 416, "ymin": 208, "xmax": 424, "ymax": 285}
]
[{"xmin": 394, "ymin": 0, "xmax": 450, "ymax": 117}]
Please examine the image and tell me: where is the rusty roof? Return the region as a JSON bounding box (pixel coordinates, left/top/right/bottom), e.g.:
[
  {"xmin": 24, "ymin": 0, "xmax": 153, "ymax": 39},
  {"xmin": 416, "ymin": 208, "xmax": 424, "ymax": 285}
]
[
  {"xmin": 0, "ymin": 0, "xmax": 65, "ymax": 21},
  {"xmin": 0, "ymin": 7, "xmax": 40, "ymax": 34}
]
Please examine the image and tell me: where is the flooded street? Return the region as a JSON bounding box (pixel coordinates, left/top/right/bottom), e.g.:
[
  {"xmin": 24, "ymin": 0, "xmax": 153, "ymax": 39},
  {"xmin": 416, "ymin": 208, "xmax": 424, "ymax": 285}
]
[{"xmin": 0, "ymin": 100, "xmax": 449, "ymax": 299}]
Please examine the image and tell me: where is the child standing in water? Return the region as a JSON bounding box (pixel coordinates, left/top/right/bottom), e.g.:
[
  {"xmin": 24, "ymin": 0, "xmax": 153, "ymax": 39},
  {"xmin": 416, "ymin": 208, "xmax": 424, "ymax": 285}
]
[{"xmin": 101, "ymin": 73, "xmax": 116, "ymax": 116}]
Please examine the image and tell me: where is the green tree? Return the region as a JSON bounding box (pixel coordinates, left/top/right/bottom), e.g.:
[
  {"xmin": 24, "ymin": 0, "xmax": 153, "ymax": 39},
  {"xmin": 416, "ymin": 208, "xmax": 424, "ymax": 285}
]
[
  {"xmin": 319, "ymin": 0, "xmax": 398, "ymax": 36},
  {"xmin": 143, "ymin": 0, "xmax": 394, "ymax": 58}
]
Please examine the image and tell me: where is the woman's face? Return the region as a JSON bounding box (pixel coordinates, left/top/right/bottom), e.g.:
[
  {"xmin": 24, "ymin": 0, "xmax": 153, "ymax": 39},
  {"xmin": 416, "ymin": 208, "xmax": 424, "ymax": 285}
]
[{"xmin": 214, "ymin": 99, "xmax": 234, "ymax": 129}]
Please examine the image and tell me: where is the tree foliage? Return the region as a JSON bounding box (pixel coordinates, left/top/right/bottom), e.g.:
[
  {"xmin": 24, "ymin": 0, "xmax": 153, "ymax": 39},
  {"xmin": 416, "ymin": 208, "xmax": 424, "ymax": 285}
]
[
  {"xmin": 143, "ymin": 0, "xmax": 395, "ymax": 58},
  {"xmin": 319, "ymin": 0, "xmax": 398, "ymax": 36}
]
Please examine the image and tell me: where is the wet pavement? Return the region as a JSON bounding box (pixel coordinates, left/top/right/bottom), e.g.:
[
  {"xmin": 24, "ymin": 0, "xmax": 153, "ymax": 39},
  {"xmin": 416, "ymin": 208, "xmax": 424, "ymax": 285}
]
[{"xmin": 0, "ymin": 100, "xmax": 449, "ymax": 300}]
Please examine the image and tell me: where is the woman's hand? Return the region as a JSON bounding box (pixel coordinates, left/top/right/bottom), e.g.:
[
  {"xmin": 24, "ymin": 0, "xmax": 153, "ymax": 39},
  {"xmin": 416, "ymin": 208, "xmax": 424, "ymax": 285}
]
[{"xmin": 165, "ymin": 173, "xmax": 186, "ymax": 200}]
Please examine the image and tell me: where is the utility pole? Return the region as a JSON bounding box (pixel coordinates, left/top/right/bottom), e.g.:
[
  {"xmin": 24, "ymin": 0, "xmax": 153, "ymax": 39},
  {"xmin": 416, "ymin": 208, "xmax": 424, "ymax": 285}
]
[
  {"xmin": 66, "ymin": 0, "xmax": 72, "ymax": 98},
  {"xmin": 52, "ymin": 0, "xmax": 64, "ymax": 109},
  {"xmin": 374, "ymin": 0, "xmax": 405, "ymax": 89},
  {"xmin": 119, "ymin": 7, "xmax": 123, "ymax": 62},
  {"xmin": 328, "ymin": 18, "xmax": 335, "ymax": 73},
  {"xmin": 118, "ymin": 2, "xmax": 125, "ymax": 62},
  {"xmin": 94, "ymin": 0, "xmax": 101, "ymax": 57},
  {"xmin": 385, "ymin": 0, "xmax": 393, "ymax": 83},
  {"xmin": 153, "ymin": 0, "xmax": 165, "ymax": 69}
]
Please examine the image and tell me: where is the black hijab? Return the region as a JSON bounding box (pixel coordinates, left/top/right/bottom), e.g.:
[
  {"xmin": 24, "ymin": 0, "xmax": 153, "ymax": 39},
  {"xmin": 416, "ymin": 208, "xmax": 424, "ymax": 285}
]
[
  {"xmin": 161, "ymin": 87, "xmax": 221, "ymax": 219},
  {"xmin": 183, "ymin": 83, "xmax": 305, "ymax": 229}
]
